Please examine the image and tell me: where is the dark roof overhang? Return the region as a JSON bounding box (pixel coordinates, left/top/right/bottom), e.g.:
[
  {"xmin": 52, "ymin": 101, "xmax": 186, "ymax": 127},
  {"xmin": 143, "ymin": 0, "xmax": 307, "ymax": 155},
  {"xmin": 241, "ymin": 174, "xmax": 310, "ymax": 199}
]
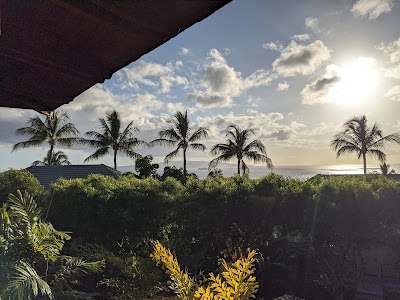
[{"xmin": 0, "ymin": 1, "xmax": 230, "ymax": 112}]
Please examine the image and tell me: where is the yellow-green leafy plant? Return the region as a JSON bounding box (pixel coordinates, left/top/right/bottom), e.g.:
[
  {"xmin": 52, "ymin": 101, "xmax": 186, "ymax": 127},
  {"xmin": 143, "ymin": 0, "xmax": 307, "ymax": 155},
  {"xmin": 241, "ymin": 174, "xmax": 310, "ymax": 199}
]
[{"xmin": 150, "ymin": 240, "xmax": 259, "ymax": 300}]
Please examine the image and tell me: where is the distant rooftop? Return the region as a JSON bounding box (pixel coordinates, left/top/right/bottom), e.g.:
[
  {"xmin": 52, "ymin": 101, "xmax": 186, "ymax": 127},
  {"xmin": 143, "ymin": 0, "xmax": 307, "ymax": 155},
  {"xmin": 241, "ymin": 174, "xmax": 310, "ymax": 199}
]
[{"xmin": 26, "ymin": 164, "xmax": 121, "ymax": 190}]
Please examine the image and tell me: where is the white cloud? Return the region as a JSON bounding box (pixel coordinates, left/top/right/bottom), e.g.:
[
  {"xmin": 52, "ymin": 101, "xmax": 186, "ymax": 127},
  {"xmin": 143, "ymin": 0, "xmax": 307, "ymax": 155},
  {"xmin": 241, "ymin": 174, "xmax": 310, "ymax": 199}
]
[
  {"xmin": 189, "ymin": 49, "xmax": 274, "ymax": 107},
  {"xmin": 385, "ymin": 85, "xmax": 400, "ymax": 101},
  {"xmin": 301, "ymin": 64, "xmax": 341, "ymax": 105},
  {"xmin": 188, "ymin": 93, "xmax": 232, "ymax": 108},
  {"xmin": 351, "ymin": 0, "xmax": 393, "ymax": 19},
  {"xmin": 377, "ymin": 37, "xmax": 400, "ymax": 64},
  {"xmin": 197, "ymin": 112, "xmax": 305, "ymax": 144},
  {"xmin": 277, "ymin": 81, "xmax": 290, "ymax": 91},
  {"xmin": 305, "ymin": 17, "xmax": 320, "ymax": 33},
  {"xmin": 179, "ymin": 47, "xmax": 190, "ymax": 55},
  {"xmin": 292, "ymin": 34, "xmax": 311, "ymax": 41},
  {"xmin": 63, "ymin": 85, "xmax": 189, "ymax": 133},
  {"xmin": 175, "ymin": 60, "xmax": 183, "ymax": 68},
  {"xmin": 383, "ymin": 65, "xmax": 400, "ymax": 79},
  {"xmin": 262, "ymin": 42, "xmax": 283, "ymax": 52},
  {"xmin": 272, "ymin": 40, "xmax": 331, "ymax": 77},
  {"xmin": 121, "ymin": 61, "xmax": 188, "ymax": 93}
]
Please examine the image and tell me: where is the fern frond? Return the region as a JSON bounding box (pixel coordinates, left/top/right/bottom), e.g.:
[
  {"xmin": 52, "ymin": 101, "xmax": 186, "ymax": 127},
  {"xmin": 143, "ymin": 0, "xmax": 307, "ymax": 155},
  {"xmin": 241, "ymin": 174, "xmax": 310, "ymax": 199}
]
[{"xmin": 2, "ymin": 261, "xmax": 53, "ymax": 300}]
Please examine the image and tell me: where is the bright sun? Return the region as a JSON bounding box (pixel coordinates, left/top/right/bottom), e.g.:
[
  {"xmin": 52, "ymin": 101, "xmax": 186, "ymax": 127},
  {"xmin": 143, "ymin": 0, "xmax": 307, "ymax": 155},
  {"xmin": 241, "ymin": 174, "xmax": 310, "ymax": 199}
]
[{"xmin": 328, "ymin": 57, "xmax": 380, "ymax": 105}]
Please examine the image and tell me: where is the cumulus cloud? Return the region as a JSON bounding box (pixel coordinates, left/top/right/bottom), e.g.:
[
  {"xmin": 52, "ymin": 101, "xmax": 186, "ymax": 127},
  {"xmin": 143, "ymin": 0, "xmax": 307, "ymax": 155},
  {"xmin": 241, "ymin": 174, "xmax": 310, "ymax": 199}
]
[
  {"xmin": 63, "ymin": 85, "xmax": 188, "ymax": 134},
  {"xmin": 120, "ymin": 61, "xmax": 188, "ymax": 93},
  {"xmin": 189, "ymin": 48, "xmax": 274, "ymax": 107},
  {"xmin": 305, "ymin": 17, "xmax": 320, "ymax": 33},
  {"xmin": 196, "ymin": 112, "xmax": 305, "ymax": 144},
  {"xmin": 301, "ymin": 65, "xmax": 341, "ymax": 104},
  {"xmin": 179, "ymin": 47, "xmax": 190, "ymax": 55},
  {"xmin": 272, "ymin": 40, "xmax": 331, "ymax": 77},
  {"xmin": 377, "ymin": 37, "xmax": 400, "ymax": 64},
  {"xmin": 277, "ymin": 81, "xmax": 290, "ymax": 91},
  {"xmin": 292, "ymin": 34, "xmax": 311, "ymax": 41},
  {"xmin": 0, "ymin": 108, "xmax": 36, "ymax": 145},
  {"xmin": 376, "ymin": 38, "xmax": 400, "ymax": 78},
  {"xmin": 385, "ymin": 85, "xmax": 400, "ymax": 101},
  {"xmin": 351, "ymin": 0, "xmax": 393, "ymax": 19},
  {"xmin": 262, "ymin": 42, "xmax": 283, "ymax": 52}
]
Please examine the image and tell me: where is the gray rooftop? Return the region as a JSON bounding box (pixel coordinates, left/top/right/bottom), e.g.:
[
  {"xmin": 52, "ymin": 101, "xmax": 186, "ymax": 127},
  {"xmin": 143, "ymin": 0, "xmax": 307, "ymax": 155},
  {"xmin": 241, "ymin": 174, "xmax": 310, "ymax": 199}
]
[{"xmin": 26, "ymin": 164, "xmax": 121, "ymax": 191}]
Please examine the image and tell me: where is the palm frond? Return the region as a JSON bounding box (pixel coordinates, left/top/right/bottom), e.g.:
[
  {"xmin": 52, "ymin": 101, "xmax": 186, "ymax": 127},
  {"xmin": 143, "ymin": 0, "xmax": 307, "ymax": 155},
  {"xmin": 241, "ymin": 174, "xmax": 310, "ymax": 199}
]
[
  {"xmin": 83, "ymin": 147, "xmax": 110, "ymax": 163},
  {"xmin": 243, "ymin": 140, "xmax": 266, "ymax": 154},
  {"xmin": 367, "ymin": 149, "xmax": 386, "ymax": 162},
  {"xmin": 188, "ymin": 127, "xmax": 209, "ymax": 142},
  {"xmin": 189, "ymin": 143, "xmax": 206, "ymax": 151},
  {"xmin": 209, "ymin": 153, "xmax": 234, "ymax": 169},
  {"xmin": 7, "ymin": 191, "xmax": 41, "ymax": 227},
  {"xmin": 165, "ymin": 148, "xmax": 181, "ymax": 163},
  {"xmin": 149, "ymin": 138, "xmax": 177, "ymax": 148},
  {"xmin": 2, "ymin": 261, "xmax": 53, "ymax": 300},
  {"xmin": 159, "ymin": 128, "xmax": 182, "ymax": 142},
  {"xmin": 12, "ymin": 140, "xmax": 44, "ymax": 151}
]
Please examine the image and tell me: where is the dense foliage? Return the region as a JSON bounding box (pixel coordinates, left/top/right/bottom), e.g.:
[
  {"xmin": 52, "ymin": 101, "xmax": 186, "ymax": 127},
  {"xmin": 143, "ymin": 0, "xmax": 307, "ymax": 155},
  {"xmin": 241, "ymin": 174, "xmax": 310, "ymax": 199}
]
[
  {"xmin": 0, "ymin": 191, "xmax": 104, "ymax": 299},
  {"xmin": 2, "ymin": 171, "xmax": 400, "ymax": 299},
  {"xmin": 0, "ymin": 169, "xmax": 44, "ymax": 204}
]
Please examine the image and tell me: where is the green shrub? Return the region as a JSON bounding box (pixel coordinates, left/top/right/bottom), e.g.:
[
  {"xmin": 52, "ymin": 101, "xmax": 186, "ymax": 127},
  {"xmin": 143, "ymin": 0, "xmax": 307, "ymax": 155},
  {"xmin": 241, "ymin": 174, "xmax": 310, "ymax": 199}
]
[{"xmin": 0, "ymin": 169, "xmax": 44, "ymax": 204}]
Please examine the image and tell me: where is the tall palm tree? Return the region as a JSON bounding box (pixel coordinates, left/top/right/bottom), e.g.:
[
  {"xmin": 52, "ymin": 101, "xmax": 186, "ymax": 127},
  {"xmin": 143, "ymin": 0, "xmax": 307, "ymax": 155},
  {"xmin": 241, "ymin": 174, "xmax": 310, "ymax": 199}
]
[
  {"xmin": 209, "ymin": 125, "xmax": 273, "ymax": 176},
  {"xmin": 32, "ymin": 150, "xmax": 71, "ymax": 166},
  {"xmin": 81, "ymin": 110, "xmax": 145, "ymax": 170},
  {"xmin": 12, "ymin": 111, "xmax": 79, "ymax": 165},
  {"xmin": 331, "ymin": 115, "xmax": 400, "ymax": 175},
  {"xmin": 150, "ymin": 111, "xmax": 209, "ymax": 179},
  {"xmin": 380, "ymin": 162, "xmax": 396, "ymax": 175}
]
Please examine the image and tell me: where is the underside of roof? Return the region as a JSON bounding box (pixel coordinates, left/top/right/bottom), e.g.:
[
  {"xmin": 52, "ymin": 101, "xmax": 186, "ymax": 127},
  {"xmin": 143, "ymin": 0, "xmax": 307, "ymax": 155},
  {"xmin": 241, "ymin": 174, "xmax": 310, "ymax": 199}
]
[{"xmin": 0, "ymin": 1, "xmax": 230, "ymax": 111}]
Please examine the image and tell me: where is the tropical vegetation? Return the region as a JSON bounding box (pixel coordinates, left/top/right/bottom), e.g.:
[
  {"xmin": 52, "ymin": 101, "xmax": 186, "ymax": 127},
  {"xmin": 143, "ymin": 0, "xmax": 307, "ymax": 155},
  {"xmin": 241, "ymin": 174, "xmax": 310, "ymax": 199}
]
[
  {"xmin": 0, "ymin": 190, "xmax": 104, "ymax": 299},
  {"xmin": 151, "ymin": 241, "xmax": 259, "ymax": 300},
  {"xmin": 2, "ymin": 169, "xmax": 400, "ymax": 299},
  {"xmin": 150, "ymin": 111, "xmax": 209, "ymax": 181},
  {"xmin": 12, "ymin": 111, "xmax": 79, "ymax": 165},
  {"xmin": 210, "ymin": 125, "xmax": 273, "ymax": 176},
  {"xmin": 331, "ymin": 115, "xmax": 400, "ymax": 174},
  {"xmin": 32, "ymin": 150, "xmax": 71, "ymax": 166},
  {"xmin": 380, "ymin": 162, "xmax": 396, "ymax": 174},
  {"xmin": 81, "ymin": 110, "xmax": 146, "ymax": 170}
]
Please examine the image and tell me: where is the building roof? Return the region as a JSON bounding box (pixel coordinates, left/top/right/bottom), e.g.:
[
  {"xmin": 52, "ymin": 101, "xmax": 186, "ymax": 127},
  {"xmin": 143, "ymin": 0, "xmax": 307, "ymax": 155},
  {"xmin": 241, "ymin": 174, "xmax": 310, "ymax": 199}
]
[
  {"xmin": 0, "ymin": 1, "xmax": 230, "ymax": 111},
  {"xmin": 26, "ymin": 164, "xmax": 121, "ymax": 190}
]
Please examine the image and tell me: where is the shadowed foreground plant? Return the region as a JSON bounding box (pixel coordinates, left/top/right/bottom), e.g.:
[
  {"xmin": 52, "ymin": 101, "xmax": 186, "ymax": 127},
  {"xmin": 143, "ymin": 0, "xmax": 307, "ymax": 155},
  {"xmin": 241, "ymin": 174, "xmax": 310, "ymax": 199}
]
[
  {"xmin": 0, "ymin": 190, "xmax": 104, "ymax": 299},
  {"xmin": 150, "ymin": 240, "xmax": 259, "ymax": 300}
]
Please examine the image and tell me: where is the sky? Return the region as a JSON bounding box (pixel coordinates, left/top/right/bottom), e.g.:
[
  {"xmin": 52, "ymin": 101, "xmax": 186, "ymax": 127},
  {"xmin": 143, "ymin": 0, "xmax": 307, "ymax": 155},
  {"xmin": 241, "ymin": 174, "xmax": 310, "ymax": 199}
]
[{"xmin": 2, "ymin": 0, "xmax": 400, "ymax": 171}]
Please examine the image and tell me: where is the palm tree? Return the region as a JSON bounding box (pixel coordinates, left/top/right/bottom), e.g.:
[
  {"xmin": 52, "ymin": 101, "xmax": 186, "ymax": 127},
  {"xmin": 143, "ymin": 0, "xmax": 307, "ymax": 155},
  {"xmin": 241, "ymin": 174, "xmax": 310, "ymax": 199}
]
[
  {"xmin": 150, "ymin": 111, "xmax": 209, "ymax": 179},
  {"xmin": 12, "ymin": 111, "xmax": 79, "ymax": 164},
  {"xmin": 81, "ymin": 110, "xmax": 145, "ymax": 170},
  {"xmin": 331, "ymin": 115, "xmax": 400, "ymax": 175},
  {"xmin": 209, "ymin": 125, "xmax": 273, "ymax": 176},
  {"xmin": 380, "ymin": 162, "xmax": 396, "ymax": 175},
  {"xmin": 32, "ymin": 150, "xmax": 71, "ymax": 166}
]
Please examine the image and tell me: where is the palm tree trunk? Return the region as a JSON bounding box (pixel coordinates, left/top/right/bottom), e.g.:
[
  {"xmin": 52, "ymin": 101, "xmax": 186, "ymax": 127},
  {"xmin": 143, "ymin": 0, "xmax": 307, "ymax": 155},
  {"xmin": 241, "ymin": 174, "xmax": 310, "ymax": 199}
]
[
  {"xmin": 362, "ymin": 153, "xmax": 366, "ymax": 175},
  {"xmin": 49, "ymin": 144, "xmax": 54, "ymax": 166},
  {"xmin": 114, "ymin": 150, "xmax": 117, "ymax": 170},
  {"xmin": 183, "ymin": 148, "xmax": 187, "ymax": 180},
  {"xmin": 237, "ymin": 159, "xmax": 241, "ymax": 176}
]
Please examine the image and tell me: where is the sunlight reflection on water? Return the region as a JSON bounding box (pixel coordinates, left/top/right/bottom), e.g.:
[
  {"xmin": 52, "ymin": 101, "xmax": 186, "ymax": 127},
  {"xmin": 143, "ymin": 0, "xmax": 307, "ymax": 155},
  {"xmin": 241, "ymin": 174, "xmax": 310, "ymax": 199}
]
[{"xmin": 190, "ymin": 164, "xmax": 400, "ymax": 180}]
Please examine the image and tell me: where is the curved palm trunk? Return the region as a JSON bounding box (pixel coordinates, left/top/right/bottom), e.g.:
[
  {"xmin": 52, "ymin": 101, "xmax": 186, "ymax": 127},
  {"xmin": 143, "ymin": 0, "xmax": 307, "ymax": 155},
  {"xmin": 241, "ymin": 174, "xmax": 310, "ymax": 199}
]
[
  {"xmin": 237, "ymin": 159, "xmax": 241, "ymax": 176},
  {"xmin": 114, "ymin": 150, "xmax": 117, "ymax": 170},
  {"xmin": 362, "ymin": 153, "xmax": 366, "ymax": 175},
  {"xmin": 183, "ymin": 148, "xmax": 187, "ymax": 183}
]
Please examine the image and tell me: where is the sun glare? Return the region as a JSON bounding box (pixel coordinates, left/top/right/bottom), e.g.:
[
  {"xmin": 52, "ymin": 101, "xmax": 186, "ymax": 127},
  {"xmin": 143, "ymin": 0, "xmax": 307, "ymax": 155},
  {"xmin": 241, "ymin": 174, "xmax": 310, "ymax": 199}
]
[{"xmin": 329, "ymin": 57, "xmax": 380, "ymax": 105}]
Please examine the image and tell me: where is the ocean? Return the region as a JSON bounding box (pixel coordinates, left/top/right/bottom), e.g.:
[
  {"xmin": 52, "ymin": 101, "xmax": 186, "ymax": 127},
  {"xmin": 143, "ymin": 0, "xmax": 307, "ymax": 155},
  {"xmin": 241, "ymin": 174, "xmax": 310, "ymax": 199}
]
[
  {"xmin": 119, "ymin": 162, "xmax": 400, "ymax": 180},
  {"xmin": 187, "ymin": 164, "xmax": 400, "ymax": 180}
]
